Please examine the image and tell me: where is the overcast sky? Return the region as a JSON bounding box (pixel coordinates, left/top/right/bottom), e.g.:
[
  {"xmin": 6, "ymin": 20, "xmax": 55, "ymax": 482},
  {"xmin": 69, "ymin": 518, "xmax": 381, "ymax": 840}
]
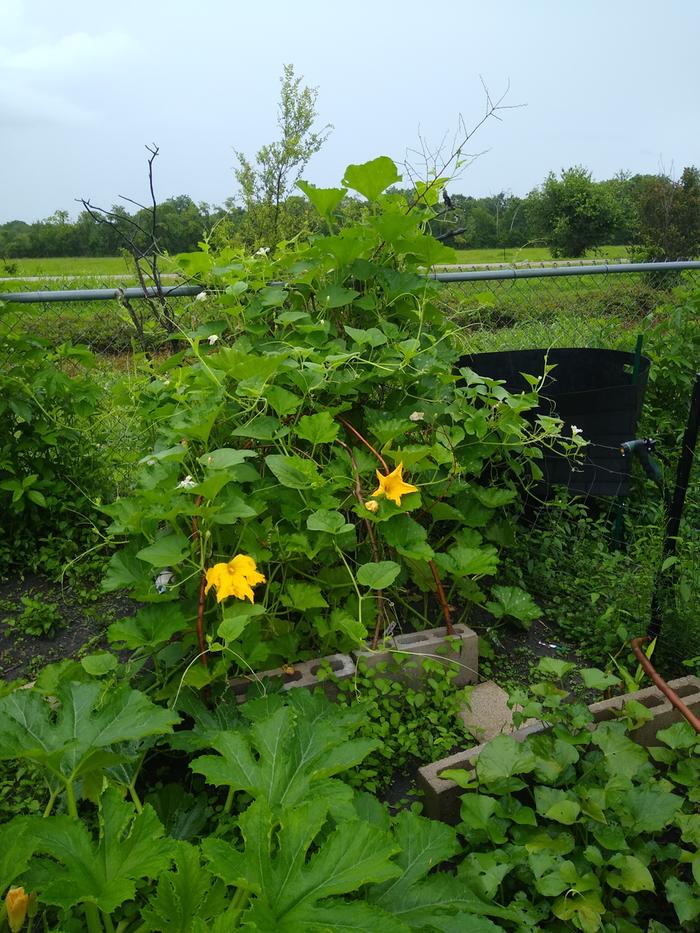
[{"xmin": 1, "ymin": 0, "xmax": 699, "ymax": 222}]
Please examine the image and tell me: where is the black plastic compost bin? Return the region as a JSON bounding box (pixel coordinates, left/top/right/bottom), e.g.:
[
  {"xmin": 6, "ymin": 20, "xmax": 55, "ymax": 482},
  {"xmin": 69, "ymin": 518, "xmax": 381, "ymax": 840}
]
[{"xmin": 457, "ymin": 348, "xmax": 651, "ymax": 497}]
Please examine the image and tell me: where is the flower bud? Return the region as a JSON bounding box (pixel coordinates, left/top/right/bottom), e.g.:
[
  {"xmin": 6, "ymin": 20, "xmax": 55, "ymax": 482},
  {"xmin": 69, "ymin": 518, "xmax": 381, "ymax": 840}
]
[
  {"xmin": 5, "ymin": 887, "xmax": 29, "ymax": 932},
  {"xmin": 364, "ymin": 500, "xmax": 379, "ymax": 513}
]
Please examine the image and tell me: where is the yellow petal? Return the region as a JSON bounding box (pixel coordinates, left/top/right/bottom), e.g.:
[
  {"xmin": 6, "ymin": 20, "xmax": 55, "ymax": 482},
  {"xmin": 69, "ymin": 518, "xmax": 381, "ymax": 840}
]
[
  {"xmin": 6, "ymin": 888, "xmax": 29, "ymax": 933},
  {"xmin": 370, "ymin": 463, "xmax": 418, "ymax": 506},
  {"xmin": 205, "ymin": 555, "xmax": 265, "ymax": 603}
]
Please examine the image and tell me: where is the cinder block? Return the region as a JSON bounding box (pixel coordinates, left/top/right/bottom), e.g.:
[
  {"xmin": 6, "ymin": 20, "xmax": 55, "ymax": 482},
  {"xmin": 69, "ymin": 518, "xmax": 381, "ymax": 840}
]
[
  {"xmin": 418, "ymin": 676, "xmax": 700, "ymax": 824},
  {"xmin": 352, "ymin": 624, "xmax": 478, "ymax": 687},
  {"xmin": 229, "ymin": 652, "xmax": 355, "ymax": 702},
  {"xmin": 458, "ymin": 681, "xmax": 517, "ymax": 742}
]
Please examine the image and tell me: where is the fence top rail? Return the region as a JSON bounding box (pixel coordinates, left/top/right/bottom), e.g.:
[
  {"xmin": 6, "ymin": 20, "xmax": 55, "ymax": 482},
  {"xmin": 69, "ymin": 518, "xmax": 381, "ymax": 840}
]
[{"xmin": 2, "ymin": 260, "xmax": 700, "ymax": 303}]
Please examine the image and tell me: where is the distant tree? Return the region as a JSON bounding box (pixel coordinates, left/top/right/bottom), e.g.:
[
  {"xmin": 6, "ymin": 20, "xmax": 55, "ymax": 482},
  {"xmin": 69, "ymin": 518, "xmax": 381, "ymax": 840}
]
[
  {"xmin": 526, "ymin": 166, "xmax": 617, "ymax": 258},
  {"xmin": 234, "ymin": 64, "xmax": 331, "ymax": 248},
  {"xmin": 634, "ymin": 166, "xmax": 700, "ymax": 260}
]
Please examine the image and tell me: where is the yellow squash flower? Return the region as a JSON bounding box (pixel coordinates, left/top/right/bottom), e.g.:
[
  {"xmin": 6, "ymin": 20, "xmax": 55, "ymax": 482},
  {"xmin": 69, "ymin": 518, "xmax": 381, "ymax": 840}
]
[
  {"xmin": 371, "ymin": 462, "xmax": 418, "ymax": 506},
  {"xmin": 205, "ymin": 554, "xmax": 266, "ymax": 603},
  {"xmin": 5, "ymin": 887, "xmax": 29, "ymax": 933}
]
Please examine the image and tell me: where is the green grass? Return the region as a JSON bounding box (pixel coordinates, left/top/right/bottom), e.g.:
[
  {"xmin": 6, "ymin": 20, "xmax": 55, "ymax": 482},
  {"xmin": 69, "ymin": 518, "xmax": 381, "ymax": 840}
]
[
  {"xmin": 451, "ymin": 245, "xmax": 632, "ymax": 265},
  {"xmin": 1, "ymin": 256, "xmax": 178, "ymax": 278}
]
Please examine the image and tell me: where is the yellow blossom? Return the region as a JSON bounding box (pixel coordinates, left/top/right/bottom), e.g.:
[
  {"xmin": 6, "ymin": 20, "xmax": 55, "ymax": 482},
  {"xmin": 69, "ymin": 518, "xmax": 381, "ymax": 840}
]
[
  {"xmin": 371, "ymin": 462, "xmax": 418, "ymax": 506},
  {"xmin": 364, "ymin": 500, "xmax": 379, "ymax": 513},
  {"xmin": 205, "ymin": 554, "xmax": 266, "ymax": 603},
  {"xmin": 5, "ymin": 887, "xmax": 29, "ymax": 933}
]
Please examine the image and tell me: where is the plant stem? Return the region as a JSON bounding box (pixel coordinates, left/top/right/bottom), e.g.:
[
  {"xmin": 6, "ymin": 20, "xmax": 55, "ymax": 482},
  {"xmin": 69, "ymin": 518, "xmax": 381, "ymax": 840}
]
[
  {"xmin": 196, "ymin": 571, "xmax": 208, "ymax": 666},
  {"xmin": 428, "ymin": 559, "xmax": 455, "ymax": 635},
  {"xmin": 102, "ymin": 911, "xmax": 116, "ymax": 933},
  {"xmin": 229, "ymin": 887, "xmax": 250, "ymax": 925},
  {"xmin": 84, "ymin": 903, "xmax": 104, "ymax": 933},
  {"xmin": 65, "ymin": 781, "xmax": 78, "ymax": 819},
  {"xmin": 128, "ymin": 784, "xmax": 143, "ymax": 814},
  {"xmin": 43, "ymin": 789, "xmax": 58, "ymax": 818},
  {"xmin": 336, "ymin": 417, "xmax": 388, "ymax": 473},
  {"xmin": 224, "ymin": 786, "xmax": 235, "ymax": 815}
]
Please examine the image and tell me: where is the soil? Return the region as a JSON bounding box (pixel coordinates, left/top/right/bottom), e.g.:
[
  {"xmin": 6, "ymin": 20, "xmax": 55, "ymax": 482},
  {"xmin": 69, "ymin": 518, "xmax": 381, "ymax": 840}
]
[{"xmin": 0, "ymin": 573, "xmax": 135, "ymax": 682}]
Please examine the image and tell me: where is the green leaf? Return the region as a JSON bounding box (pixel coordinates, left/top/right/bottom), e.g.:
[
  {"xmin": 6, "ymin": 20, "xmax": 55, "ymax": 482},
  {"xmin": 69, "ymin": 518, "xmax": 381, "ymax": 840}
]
[
  {"xmin": 80, "ymin": 652, "xmax": 118, "ymax": 676},
  {"xmin": 344, "ymin": 325, "xmax": 388, "ymax": 348},
  {"xmin": 535, "ymin": 656, "xmax": 576, "ymax": 679},
  {"xmin": 488, "ymin": 585, "xmax": 540, "ymax": 625},
  {"xmin": 265, "ymin": 454, "xmax": 322, "ymax": 489},
  {"xmin": 475, "ymin": 735, "xmax": 537, "ymax": 793},
  {"xmin": 141, "ymin": 841, "xmax": 229, "ymax": 933},
  {"xmin": 357, "ymin": 561, "xmax": 401, "ymax": 590},
  {"xmin": 108, "ymin": 604, "xmax": 189, "ymax": 650},
  {"xmin": 205, "ymin": 798, "xmax": 401, "ymax": 933},
  {"xmin": 307, "ymin": 509, "xmax": 354, "ymax": 535},
  {"xmin": 281, "ymin": 582, "xmax": 329, "ymax": 611},
  {"xmin": 317, "ymin": 284, "xmax": 359, "ymax": 309},
  {"xmin": 265, "ymin": 385, "xmax": 303, "ymax": 417},
  {"xmin": 607, "ymin": 854, "xmax": 655, "ymax": 893},
  {"xmin": 218, "ymin": 602, "xmax": 265, "ymax": 643},
  {"xmin": 197, "ymin": 448, "xmax": 257, "ymax": 470},
  {"xmin": 0, "ymin": 817, "xmax": 37, "ymax": 896},
  {"xmin": 580, "ymin": 668, "xmax": 622, "ymax": 690},
  {"xmin": 666, "ymin": 877, "xmax": 700, "ymax": 924},
  {"xmin": 190, "ymin": 691, "xmax": 379, "ymax": 816},
  {"xmin": 296, "ymin": 412, "xmax": 340, "ymax": 445},
  {"xmin": 343, "ymin": 156, "xmax": 402, "ymax": 201},
  {"xmin": 382, "ymin": 515, "xmax": 434, "ymax": 561},
  {"xmin": 534, "ymin": 787, "xmax": 581, "ymax": 825},
  {"xmin": 458, "ymin": 795, "xmax": 498, "ymax": 832},
  {"xmin": 28, "ymin": 788, "xmax": 172, "ymax": 913},
  {"xmin": 0, "ymin": 681, "xmax": 179, "ymax": 788},
  {"xmin": 136, "ymin": 532, "xmax": 190, "ymax": 567},
  {"xmin": 296, "ymin": 181, "xmax": 347, "ymax": 219}
]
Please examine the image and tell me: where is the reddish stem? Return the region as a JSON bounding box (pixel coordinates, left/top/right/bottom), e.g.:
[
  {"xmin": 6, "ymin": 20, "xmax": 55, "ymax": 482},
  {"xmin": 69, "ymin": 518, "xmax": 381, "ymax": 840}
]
[
  {"xmin": 337, "ymin": 417, "xmax": 389, "ymax": 473},
  {"xmin": 631, "ymin": 637, "xmax": 700, "ymax": 734},
  {"xmin": 429, "ymin": 559, "xmax": 455, "ymax": 635}
]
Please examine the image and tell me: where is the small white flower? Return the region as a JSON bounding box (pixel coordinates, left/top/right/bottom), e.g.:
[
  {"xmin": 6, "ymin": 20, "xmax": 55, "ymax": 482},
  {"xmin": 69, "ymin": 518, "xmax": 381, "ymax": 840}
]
[
  {"xmin": 155, "ymin": 569, "xmax": 175, "ymax": 593},
  {"xmin": 254, "ymin": 246, "xmax": 270, "ymax": 256},
  {"xmin": 207, "ymin": 334, "xmax": 219, "ymax": 346},
  {"xmin": 146, "ymin": 459, "xmax": 156, "ymax": 467},
  {"xmin": 570, "ymin": 424, "xmax": 582, "ymax": 436},
  {"xmin": 409, "ymin": 411, "xmax": 425, "ymax": 422},
  {"xmin": 195, "ymin": 290, "xmax": 208, "ymax": 302},
  {"xmin": 177, "ymin": 475, "xmax": 196, "ymax": 489}
]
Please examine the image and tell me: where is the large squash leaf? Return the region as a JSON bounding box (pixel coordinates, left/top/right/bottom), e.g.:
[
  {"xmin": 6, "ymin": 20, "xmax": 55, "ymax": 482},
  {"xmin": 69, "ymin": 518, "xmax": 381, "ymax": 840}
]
[
  {"xmin": 0, "ymin": 681, "xmax": 179, "ymax": 793},
  {"xmin": 204, "ymin": 798, "xmax": 402, "ymax": 932},
  {"xmin": 26, "ymin": 788, "xmax": 172, "ymax": 913},
  {"xmin": 190, "ymin": 690, "xmax": 378, "ymax": 817}
]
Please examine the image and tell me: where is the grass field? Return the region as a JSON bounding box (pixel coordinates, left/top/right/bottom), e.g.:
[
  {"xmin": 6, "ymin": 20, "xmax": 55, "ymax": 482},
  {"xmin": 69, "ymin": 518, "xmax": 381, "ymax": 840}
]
[
  {"xmin": 1, "ymin": 247, "xmax": 634, "ymax": 279},
  {"xmin": 451, "ymin": 244, "xmax": 631, "ymax": 265},
  {"xmin": 1, "ymin": 255, "xmax": 178, "ymax": 278}
]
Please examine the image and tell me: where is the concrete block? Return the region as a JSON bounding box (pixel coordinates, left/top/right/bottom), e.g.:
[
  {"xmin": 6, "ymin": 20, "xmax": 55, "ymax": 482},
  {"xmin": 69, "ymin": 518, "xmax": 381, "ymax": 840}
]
[
  {"xmin": 352, "ymin": 624, "xmax": 478, "ymax": 687},
  {"xmin": 458, "ymin": 681, "xmax": 516, "ymax": 742},
  {"xmin": 418, "ymin": 676, "xmax": 700, "ymax": 824},
  {"xmin": 229, "ymin": 652, "xmax": 355, "ymax": 702}
]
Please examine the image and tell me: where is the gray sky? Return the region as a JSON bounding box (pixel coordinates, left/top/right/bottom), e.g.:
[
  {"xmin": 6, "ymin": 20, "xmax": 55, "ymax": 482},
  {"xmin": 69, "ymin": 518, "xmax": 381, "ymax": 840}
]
[{"xmin": 1, "ymin": 0, "xmax": 699, "ymax": 222}]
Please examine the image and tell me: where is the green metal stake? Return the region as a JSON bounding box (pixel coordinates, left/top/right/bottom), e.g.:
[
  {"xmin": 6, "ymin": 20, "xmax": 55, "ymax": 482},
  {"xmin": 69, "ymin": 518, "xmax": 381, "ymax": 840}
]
[{"xmin": 612, "ymin": 334, "xmax": 644, "ymax": 550}]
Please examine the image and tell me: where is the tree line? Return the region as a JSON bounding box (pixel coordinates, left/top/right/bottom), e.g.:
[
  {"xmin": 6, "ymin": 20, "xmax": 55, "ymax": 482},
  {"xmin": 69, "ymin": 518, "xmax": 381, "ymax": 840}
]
[{"xmin": 2, "ymin": 164, "xmax": 699, "ymax": 263}]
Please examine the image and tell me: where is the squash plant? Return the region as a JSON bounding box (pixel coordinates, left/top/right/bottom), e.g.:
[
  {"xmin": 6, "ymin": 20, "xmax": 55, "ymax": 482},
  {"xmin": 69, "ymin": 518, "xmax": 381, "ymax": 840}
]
[{"xmin": 101, "ymin": 156, "xmax": 582, "ymax": 691}]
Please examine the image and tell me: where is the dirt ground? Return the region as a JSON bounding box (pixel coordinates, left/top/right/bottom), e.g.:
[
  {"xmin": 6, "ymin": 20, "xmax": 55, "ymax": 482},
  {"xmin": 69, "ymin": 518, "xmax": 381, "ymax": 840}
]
[{"xmin": 0, "ymin": 573, "xmax": 135, "ymax": 682}]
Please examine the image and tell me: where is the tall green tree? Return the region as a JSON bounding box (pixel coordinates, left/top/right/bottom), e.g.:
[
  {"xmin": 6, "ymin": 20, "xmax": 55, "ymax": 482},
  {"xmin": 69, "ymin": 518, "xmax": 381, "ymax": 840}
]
[
  {"xmin": 526, "ymin": 166, "xmax": 617, "ymax": 258},
  {"xmin": 634, "ymin": 166, "xmax": 700, "ymax": 260},
  {"xmin": 233, "ymin": 64, "xmax": 332, "ymax": 249}
]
